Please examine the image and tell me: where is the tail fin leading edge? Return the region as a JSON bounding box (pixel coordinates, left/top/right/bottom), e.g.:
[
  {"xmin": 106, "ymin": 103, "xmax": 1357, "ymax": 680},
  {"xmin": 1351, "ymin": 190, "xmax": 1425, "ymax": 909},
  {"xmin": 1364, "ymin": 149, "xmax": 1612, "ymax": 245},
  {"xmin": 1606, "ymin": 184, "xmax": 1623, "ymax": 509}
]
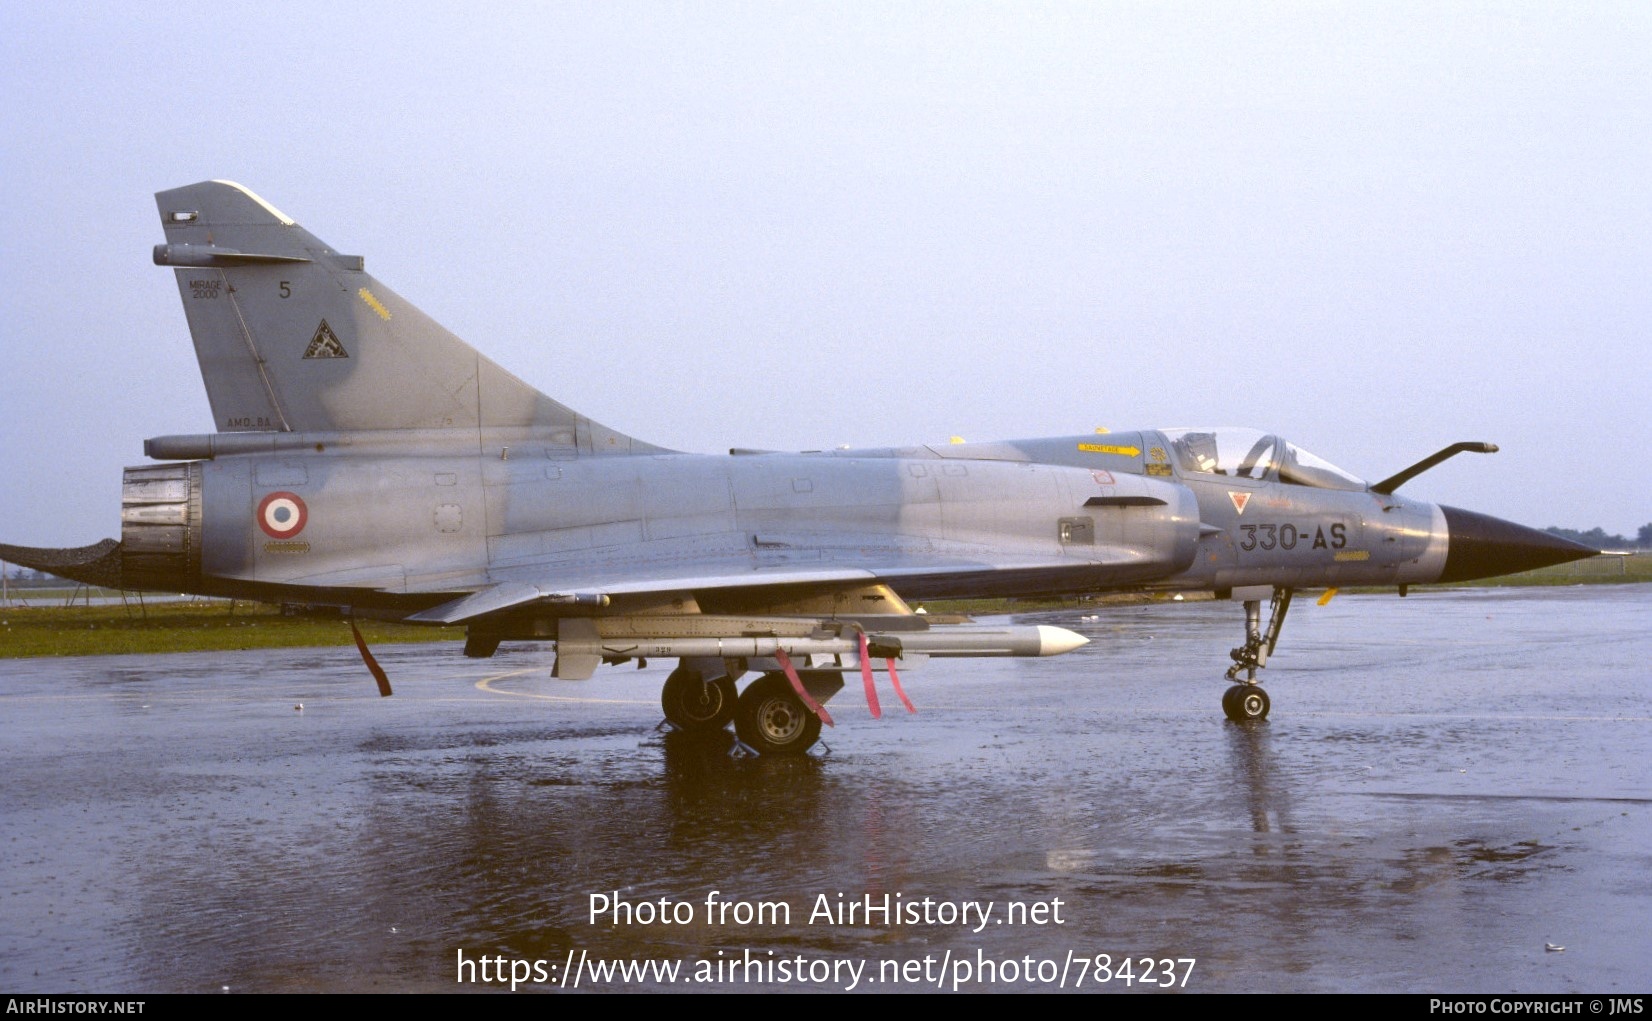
[{"xmin": 153, "ymin": 180, "xmax": 655, "ymax": 451}]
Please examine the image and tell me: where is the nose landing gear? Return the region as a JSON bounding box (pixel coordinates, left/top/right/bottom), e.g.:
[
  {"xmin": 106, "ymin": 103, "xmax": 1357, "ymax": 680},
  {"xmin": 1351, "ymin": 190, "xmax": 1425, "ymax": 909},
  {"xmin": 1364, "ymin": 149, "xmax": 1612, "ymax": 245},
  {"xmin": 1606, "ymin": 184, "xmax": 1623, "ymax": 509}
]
[{"xmin": 1222, "ymin": 586, "xmax": 1292, "ymax": 722}]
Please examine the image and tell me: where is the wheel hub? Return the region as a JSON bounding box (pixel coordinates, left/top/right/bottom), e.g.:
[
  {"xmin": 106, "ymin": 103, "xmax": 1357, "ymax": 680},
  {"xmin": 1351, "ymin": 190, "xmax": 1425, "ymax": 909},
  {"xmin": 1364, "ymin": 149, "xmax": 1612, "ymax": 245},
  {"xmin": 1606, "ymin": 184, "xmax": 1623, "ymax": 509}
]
[
  {"xmin": 757, "ymin": 698, "xmax": 803, "ymax": 741},
  {"xmin": 685, "ymin": 684, "xmax": 723, "ymax": 719}
]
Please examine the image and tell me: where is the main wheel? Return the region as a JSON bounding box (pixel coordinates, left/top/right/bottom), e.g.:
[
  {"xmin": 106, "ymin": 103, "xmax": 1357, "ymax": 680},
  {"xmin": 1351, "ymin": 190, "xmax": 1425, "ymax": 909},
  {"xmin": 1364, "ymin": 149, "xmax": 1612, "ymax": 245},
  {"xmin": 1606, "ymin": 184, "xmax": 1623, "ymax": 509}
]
[
  {"xmin": 1222, "ymin": 683, "xmax": 1269, "ymax": 722},
  {"xmin": 735, "ymin": 673, "xmax": 823, "ymax": 755},
  {"xmin": 661, "ymin": 667, "xmax": 737, "ymax": 732}
]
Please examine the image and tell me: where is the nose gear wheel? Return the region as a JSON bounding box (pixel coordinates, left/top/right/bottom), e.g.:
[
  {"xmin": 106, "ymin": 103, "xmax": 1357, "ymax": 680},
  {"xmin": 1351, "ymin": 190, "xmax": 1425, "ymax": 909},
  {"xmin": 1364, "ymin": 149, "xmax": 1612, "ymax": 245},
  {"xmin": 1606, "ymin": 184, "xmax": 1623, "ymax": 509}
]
[{"xmin": 1222, "ymin": 684, "xmax": 1270, "ymax": 722}]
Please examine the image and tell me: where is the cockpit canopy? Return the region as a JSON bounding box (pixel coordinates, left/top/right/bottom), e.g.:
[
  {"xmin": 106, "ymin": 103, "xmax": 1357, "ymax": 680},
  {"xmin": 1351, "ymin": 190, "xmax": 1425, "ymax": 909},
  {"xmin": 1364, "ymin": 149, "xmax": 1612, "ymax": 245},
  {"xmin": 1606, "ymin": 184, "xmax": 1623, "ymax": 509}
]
[{"xmin": 1162, "ymin": 427, "xmax": 1366, "ymax": 491}]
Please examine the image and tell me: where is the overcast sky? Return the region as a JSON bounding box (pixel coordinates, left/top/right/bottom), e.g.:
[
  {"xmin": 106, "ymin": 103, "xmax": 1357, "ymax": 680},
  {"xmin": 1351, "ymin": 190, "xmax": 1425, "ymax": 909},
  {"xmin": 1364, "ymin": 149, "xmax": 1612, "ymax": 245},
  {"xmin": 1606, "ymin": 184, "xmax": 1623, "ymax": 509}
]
[{"xmin": 2, "ymin": 2, "xmax": 1648, "ymax": 550}]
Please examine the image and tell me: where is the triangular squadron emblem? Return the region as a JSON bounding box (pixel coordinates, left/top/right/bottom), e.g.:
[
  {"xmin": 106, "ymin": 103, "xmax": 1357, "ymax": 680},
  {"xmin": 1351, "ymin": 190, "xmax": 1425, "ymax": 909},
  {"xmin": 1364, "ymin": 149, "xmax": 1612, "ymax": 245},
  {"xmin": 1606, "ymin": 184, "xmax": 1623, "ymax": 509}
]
[
  {"xmin": 303, "ymin": 319, "xmax": 349, "ymax": 359},
  {"xmin": 1229, "ymin": 491, "xmax": 1251, "ymax": 514}
]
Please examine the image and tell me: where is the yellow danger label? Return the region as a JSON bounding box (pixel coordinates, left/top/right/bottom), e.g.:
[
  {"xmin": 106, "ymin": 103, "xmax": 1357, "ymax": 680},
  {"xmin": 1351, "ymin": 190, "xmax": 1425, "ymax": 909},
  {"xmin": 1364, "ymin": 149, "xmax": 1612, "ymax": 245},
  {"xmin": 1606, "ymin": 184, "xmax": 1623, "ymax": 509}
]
[
  {"xmin": 1333, "ymin": 550, "xmax": 1371, "ymax": 562},
  {"xmin": 1077, "ymin": 443, "xmax": 1141, "ymax": 457},
  {"xmin": 358, "ymin": 288, "xmax": 392, "ymax": 321}
]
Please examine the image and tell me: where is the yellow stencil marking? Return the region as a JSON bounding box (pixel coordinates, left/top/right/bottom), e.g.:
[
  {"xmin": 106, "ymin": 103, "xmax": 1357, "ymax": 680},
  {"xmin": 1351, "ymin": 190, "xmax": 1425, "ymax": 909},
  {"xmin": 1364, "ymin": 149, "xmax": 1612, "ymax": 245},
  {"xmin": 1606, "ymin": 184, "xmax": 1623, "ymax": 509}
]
[
  {"xmin": 358, "ymin": 287, "xmax": 392, "ymax": 320},
  {"xmin": 1334, "ymin": 550, "xmax": 1371, "ymax": 562},
  {"xmin": 1078, "ymin": 442, "xmax": 1141, "ymax": 457}
]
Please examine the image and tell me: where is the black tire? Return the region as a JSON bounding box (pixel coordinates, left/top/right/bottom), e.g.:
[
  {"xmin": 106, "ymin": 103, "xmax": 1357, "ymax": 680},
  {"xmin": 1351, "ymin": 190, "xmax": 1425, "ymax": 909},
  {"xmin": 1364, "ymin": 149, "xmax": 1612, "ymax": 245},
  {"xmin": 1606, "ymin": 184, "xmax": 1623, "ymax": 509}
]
[
  {"xmin": 1223, "ymin": 683, "xmax": 1269, "ymax": 722},
  {"xmin": 735, "ymin": 673, "xmax": 822, "ymax": 755},
  {"xmin": 661, "ymin": 667, "xmax": 737, "ymax": 732}
]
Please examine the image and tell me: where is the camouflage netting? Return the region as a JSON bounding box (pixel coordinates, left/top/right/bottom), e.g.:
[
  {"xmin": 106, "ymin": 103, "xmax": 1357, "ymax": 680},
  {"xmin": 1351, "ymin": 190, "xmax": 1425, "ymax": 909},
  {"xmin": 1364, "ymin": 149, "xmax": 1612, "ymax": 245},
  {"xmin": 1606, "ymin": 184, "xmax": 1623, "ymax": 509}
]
[{"xmin": 0, "ymin": 539, "xmax": 123, "ymax": 589}]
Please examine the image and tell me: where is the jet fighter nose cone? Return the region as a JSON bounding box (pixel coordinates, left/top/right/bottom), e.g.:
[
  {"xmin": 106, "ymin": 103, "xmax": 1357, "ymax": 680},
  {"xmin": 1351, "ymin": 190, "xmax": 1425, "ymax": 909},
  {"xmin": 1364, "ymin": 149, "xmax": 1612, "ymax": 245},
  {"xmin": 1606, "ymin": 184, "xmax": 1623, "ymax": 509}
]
[{"xmin": 1438, "ymin": 506, "xmax": 1599, "ymax": 583}]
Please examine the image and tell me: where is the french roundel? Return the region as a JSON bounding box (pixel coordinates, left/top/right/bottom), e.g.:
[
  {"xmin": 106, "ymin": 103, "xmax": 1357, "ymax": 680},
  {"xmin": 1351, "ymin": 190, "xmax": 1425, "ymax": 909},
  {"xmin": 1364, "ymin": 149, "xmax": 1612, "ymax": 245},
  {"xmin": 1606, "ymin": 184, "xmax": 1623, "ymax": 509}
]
[{"xmin": 257, "ymin": 492, "xmax": 308, "ymax": 539}]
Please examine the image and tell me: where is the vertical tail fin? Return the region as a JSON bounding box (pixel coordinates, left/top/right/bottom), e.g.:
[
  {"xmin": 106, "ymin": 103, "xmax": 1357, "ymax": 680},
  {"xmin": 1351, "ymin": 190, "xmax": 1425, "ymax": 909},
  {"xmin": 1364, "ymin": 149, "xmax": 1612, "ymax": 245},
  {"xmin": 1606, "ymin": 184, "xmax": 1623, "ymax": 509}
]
[{"xmin": 153, "ymin": 180, "xmax": 656, "ymax": 451}]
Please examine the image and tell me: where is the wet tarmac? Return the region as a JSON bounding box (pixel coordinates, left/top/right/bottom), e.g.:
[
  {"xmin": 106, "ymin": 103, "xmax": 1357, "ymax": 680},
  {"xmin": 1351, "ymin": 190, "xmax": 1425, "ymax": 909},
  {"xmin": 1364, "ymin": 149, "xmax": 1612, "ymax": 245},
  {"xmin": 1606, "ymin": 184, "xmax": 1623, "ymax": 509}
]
[{"xmin": 2, "ymin": 585, "xmax": 1649, "ymax": 993}]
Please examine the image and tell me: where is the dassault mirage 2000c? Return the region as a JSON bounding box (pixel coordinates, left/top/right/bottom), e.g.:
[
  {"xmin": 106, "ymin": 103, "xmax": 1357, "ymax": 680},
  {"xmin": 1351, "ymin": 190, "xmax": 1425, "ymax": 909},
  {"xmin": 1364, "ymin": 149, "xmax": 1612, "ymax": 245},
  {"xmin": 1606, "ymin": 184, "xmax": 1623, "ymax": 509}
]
[{"xmin": 0, "ymin": 181, "xmax": 1598, "ymax": 754}]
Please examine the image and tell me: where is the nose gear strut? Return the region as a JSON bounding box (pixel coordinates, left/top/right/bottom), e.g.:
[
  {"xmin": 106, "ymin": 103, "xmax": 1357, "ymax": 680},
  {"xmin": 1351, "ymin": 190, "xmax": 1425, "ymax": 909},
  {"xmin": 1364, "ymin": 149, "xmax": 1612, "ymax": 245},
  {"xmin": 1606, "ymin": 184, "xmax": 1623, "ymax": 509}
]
[{"xmin": 1222, "ymin": 586, "xmax": 1292, "ymax": 721}]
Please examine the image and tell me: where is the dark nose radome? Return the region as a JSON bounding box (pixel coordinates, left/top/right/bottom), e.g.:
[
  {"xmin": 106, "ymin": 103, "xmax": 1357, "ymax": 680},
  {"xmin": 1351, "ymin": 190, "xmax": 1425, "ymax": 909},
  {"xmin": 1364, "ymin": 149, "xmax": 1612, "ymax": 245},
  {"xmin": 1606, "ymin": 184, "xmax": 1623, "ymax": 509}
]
[{"xmin": 1438, "ymin": 506, "xmax": 1599, "ymax": 583}]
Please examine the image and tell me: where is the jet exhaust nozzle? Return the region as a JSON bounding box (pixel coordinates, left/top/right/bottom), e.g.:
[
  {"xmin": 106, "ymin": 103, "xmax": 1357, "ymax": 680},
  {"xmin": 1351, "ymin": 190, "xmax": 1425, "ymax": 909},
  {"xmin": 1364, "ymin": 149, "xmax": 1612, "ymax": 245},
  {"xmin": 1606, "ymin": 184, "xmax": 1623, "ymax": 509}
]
[{"xmin": 0, "ymin": 463, "xmax": 204, "ymax": 594}]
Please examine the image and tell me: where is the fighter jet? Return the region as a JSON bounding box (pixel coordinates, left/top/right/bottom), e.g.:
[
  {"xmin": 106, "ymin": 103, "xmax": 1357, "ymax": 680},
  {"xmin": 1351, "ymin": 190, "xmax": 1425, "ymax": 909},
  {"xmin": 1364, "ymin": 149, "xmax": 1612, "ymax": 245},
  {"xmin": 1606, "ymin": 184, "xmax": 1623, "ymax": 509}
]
[{"xmin": 0, "ymin": 181, "xmax": 1598, "ymax": 754}]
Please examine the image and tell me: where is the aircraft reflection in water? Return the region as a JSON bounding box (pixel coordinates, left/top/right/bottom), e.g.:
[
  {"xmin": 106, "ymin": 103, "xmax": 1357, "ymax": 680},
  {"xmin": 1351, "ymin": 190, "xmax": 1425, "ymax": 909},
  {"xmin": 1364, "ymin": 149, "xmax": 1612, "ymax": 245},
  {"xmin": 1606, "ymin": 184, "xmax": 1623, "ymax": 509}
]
[{"xmin": 0, "ymin": 182, "xmax": 1597, "ymax": 755}]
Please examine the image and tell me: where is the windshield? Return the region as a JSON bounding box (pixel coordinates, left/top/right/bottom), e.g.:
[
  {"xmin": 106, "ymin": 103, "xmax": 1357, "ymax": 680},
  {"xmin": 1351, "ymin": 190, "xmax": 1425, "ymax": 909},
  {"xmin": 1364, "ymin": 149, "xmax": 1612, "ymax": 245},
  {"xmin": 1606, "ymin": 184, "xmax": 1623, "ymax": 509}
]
[
  {"xmin": 1276, "ymin": 442, "xmax": 1366, "ymax": 491},
  {"xmin": 1163, "ymin": 428, "xmax": 1366, "ymax": 491}
]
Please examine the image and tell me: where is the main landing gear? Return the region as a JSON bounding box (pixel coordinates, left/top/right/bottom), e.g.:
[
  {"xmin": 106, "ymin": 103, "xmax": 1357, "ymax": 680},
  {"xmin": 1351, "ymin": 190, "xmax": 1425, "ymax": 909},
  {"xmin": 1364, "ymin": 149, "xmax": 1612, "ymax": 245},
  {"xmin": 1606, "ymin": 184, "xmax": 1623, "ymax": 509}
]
[
  {"xmin": 661, "ymin": 665, "xmax": 737, "ymax": 733},
  {"xmin": 734, "ymin": 673, "xmax": 824, "ymax": 756},
  {"xmin": 659, "ymin": 662, "xmax": 842, "ymax": 755},
  {"xmin": 1222, "ymin": 586, "xmax": 1292, "ymax": 722}
]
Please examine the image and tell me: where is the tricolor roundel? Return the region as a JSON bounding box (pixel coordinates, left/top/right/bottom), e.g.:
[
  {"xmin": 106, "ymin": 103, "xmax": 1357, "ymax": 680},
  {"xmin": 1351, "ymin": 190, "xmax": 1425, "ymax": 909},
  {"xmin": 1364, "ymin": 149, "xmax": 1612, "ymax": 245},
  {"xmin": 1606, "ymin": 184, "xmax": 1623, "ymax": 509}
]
[{"xmin": 257, "ymin": 492, "xmax": 308, "ymax": 539}]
